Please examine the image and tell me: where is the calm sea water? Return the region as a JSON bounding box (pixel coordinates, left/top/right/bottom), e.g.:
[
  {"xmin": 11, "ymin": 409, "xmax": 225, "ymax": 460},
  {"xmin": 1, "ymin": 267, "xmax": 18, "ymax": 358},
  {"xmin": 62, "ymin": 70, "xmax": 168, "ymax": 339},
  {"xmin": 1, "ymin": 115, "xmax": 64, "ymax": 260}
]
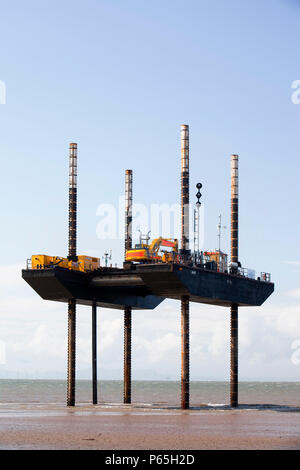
[{"xmin": 0, "ymin": 380, "xmax": 299, "ymax": 407}]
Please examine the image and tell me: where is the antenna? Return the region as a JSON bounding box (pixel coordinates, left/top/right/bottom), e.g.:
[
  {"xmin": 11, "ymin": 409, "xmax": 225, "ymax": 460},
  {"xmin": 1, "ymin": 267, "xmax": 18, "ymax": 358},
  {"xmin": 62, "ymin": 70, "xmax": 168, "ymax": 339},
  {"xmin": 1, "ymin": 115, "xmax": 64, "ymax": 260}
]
[
  {"xmin": 193, "ymin": 183, "xmax": 202, "ymax": 265},
  {"xmin": 217, "ymin": 214, "xmax": 226, "ymax": 253},
  {"xmin": 102, "ymin": 250, "xmax": 112, "ymax": 267},
  {"xmin": 145, "ymin": 231, "xmax": 151, "ymax": 244},
  {"xmin": 138, "ymin": 229, "xmax": 151, "ymax": 245}
]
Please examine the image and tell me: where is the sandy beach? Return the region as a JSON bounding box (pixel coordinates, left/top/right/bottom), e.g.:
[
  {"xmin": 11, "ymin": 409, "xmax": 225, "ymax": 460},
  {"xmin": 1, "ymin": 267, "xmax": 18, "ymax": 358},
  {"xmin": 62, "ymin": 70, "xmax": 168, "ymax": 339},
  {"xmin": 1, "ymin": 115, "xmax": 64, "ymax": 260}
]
[{"xmin": 0, "ymin": 403, "xmax": 300, "ymax": 450}]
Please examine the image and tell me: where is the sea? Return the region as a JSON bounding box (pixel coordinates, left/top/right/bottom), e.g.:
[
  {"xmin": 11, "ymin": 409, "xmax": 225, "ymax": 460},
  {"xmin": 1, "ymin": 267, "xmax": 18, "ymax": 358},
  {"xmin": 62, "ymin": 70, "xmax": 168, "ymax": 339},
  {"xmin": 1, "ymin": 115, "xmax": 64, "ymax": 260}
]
[{"xmin": 0, "ymin": 380, "xmax": 299, "ymax": 408}]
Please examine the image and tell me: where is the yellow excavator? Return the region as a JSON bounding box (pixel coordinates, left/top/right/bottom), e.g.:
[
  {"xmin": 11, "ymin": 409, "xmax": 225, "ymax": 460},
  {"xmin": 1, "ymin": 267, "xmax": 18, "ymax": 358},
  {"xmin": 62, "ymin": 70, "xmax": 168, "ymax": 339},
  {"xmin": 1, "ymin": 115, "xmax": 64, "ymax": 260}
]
[{"xmin": 126, "ymin": 237, "xmax": 179, "ymax": 263}]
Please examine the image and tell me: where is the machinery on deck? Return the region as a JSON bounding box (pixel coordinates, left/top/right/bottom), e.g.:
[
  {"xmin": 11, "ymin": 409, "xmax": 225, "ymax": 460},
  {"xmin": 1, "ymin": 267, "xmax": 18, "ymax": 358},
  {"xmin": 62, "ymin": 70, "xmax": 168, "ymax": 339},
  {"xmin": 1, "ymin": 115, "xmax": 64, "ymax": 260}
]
[
  {"xmin": 126, "ymin": 237, "xmax": 179, "ymax": 263},
  {"xmin": 30, "ymin": 254, "xmax": 100, "ymax": 272}
]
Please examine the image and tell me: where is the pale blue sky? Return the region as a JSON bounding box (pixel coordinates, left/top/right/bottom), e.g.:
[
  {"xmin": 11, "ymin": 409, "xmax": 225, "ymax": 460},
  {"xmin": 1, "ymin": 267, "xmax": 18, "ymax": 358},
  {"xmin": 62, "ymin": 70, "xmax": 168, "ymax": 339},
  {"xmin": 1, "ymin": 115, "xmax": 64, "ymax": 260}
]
[{"xmin": 0, "ymin": 0, "xmax": 300, "ymax": 381}]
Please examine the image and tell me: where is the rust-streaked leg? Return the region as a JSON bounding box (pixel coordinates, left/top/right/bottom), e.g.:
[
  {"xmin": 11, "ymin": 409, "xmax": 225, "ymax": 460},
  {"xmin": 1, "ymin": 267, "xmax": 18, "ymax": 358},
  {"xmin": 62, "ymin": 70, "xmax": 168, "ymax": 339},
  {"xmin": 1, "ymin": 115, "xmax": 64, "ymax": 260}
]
[
  {"xmin": 124, "ymin": 306, "xmax": 132, "ymax": 404},
  {"xmin": 92, "ymin": 301, "xmax": 97, "ymax": 405},
  {"xmin": 181, "ymin": 296, "xmax": 190, "ymax": 409},
  {"xmin": 230, "ymin": 303, "xmax": 238, "ymax": 408},
  {"xmin": 67, "ymin": 298, "xmax": 76, "ymax": 407}
]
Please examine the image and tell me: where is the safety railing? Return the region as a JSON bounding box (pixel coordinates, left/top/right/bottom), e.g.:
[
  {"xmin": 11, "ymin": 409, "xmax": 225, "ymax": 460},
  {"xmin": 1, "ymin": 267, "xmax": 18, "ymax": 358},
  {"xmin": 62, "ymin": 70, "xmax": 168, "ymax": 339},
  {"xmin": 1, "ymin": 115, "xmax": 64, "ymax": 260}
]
[
  {"xmin": 233, "ymin": 268, "xmax": 271, "ymax": 282},
  {"xmin": 260, "ymin": 272, "xmax": 271, "ymax": 282},
  {"xmin": 237, "ymin": 267, "xmax": 256, "ymax": 280}
]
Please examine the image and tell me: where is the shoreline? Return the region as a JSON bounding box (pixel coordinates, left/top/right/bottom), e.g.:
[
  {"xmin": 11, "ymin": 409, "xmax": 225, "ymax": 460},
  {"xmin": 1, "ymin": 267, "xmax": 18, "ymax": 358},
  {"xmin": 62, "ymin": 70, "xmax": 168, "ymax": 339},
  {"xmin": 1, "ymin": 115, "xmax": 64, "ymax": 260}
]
[{"xmin": 0, "ymin": 403, "xmax": 299, "ymax": 450}]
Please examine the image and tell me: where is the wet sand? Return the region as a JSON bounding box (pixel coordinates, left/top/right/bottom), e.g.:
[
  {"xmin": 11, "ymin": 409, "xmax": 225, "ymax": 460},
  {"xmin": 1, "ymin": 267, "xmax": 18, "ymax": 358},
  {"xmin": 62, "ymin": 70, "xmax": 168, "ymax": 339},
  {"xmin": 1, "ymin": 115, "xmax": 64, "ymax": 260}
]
[{"xmin": 0, "ymin": 403, "xmax": 300, "ymax": 450}]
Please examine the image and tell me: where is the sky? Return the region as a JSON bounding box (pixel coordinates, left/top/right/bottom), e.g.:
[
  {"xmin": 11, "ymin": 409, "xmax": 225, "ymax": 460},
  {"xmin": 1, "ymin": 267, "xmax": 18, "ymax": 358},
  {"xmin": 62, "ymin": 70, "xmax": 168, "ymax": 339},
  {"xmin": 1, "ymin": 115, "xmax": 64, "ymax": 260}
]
[{"xmin": 0, "ymin": 0, "xmax": 300, "ymax": 384}]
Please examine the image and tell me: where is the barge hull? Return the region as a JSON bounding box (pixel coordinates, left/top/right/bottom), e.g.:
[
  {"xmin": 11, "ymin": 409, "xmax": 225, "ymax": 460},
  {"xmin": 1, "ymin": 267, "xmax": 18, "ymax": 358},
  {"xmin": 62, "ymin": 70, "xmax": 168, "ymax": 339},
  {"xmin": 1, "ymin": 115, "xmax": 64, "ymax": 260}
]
[{"xmin": 22, "ymin": 263, "xmax": 274, "ymax": 310}]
